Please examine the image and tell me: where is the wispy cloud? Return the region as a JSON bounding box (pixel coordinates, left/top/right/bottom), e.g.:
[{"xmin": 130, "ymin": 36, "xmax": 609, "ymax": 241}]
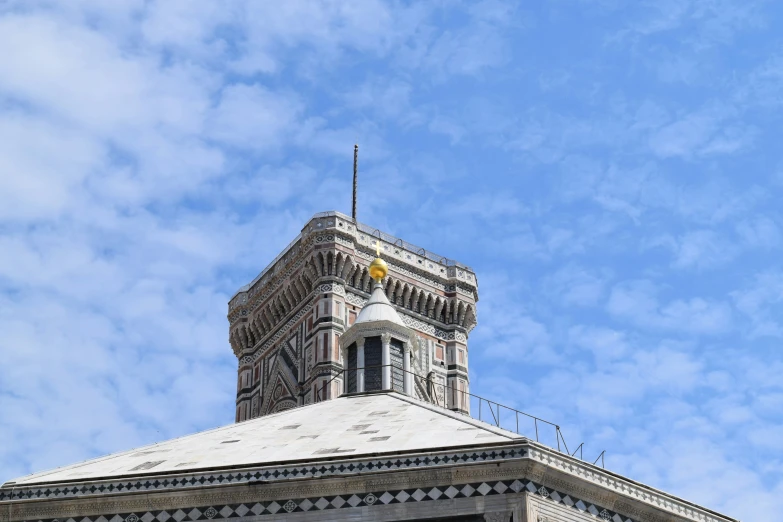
[
  {"xmin": 2, "ymin": 2, "xmax": 783, "ymax": 521},
  {"xmin": 607, "ymin": 280, "xmax": 733, "ymax": 335}
]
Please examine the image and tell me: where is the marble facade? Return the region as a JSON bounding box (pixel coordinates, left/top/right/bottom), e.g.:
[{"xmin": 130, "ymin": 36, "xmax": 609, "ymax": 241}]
[{"xmin": 228, "ymin": 211, "xmax": 477, "ymax": 419}]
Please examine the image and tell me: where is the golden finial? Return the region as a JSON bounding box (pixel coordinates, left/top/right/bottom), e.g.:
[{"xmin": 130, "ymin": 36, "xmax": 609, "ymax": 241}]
[{"xmin": 369, "ymin": 239, "xmax": 388, "ymax": 282}]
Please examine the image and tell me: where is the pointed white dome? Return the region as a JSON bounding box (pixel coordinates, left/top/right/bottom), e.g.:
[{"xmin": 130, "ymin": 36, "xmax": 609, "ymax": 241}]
[{"xmin": 355, "ymin": 282, "xmax": 406, "ymax": 326}]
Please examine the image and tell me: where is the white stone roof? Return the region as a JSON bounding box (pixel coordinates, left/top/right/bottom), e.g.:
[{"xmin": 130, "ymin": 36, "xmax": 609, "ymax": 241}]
[
  {"xmin": 5, "ymin": 392, "xmax": 521, "ymax": 487},
  {"xmin": 354, "ymin": 282, "xmax": 405, "ymax": 326}
]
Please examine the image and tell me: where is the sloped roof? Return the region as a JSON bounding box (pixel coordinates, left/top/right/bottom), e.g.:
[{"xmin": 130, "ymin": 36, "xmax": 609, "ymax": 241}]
[
  {"xmin": 0, "ymin": 393, "xmax": 741, "ymax": 522},
  {"xmin": 4, "ymin": 392, "xmax": 520, "ymax": 487},
  {"xmin": 354, "ymin": 282, "xmax": 406, "ymax": 326}
]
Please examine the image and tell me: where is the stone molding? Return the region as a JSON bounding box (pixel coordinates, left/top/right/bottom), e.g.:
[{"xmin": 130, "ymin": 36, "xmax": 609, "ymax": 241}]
[
  {"xmin": 344, "ymin": 292, "xmax": 368, "ymax": 307},
  {"xmin": 228, "ymin": 236, "xmax": 312, "ymax": 315},
  {"xmin": 353, "ymin": 249, "xmax": 451, "ymax": 292},
  {"xmin": 227, "ymin": 232, "xmax": 349, "ymax": 323},
  {"xmin": 526, "ymin": 446, "xmax": 730, "ymax": 522},
  {"xmin": 231, "ymin": 242, "xmax": 476, "ymax": 359},
  {"xmin": 399, "ymin": 312, "xmax": 468, "ymax": 342},
  {"xmin": 229, "ymin": 213, "xmax": 479, "ymax": 315},
  {"xmin": 317, "ymin": 282, "xmax": 345, "ymax": 296},
  {"xmin": 1, "ymin": 442, "xmax": 737, "ymax": 522},
  {"xmin": 231, "ymin": 252, "xmax": 475, "ymax": 358},
  {"xmin": 448, "ymin": 282, "xmax": 478, "ymax": 298},
  {"xmin": 1, "ymin": 448, "xmax": 526, "ymax": 503},
  {"xmin": 339, "ymin": 320, "xmax": 414, "ymax": 353},
  {"xmin": 1, "ymin": 475, "xmax": 647, "ymax": 522}
]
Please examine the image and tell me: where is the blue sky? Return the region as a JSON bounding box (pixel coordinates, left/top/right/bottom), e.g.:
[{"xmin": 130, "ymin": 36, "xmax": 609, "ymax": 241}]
[{"xmin": 0, "ymin": 1, "xmax": 781, "ymax": 520}]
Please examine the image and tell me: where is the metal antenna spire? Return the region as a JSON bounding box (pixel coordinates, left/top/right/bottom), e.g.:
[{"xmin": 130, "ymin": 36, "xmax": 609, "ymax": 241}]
[{"xmin": 352, "ymin": 144, "xmax": 358, "ymax": 221}]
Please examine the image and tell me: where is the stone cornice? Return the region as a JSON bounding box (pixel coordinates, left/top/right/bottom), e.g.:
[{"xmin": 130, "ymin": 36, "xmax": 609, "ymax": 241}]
[
  {"xmin": 1, "ymin": 446, "xmax": 526, "ymax": 503},
  {"xmin": 353, "ymin": 247, "xmax": 477, "ymax": 298},
  {"xmin": 229, "ymin": 212, "xmax": 478, "ymax": 315},
  {"xmin": 339, "ymin": 320, "xmax": 414, "ymax": 351},
  {"xmin": 1, "ymin": 443, "xmax": 737, "ymax": 522},
  {"xmin": 227, "ymin": 234, "xmax": 314, "ymax": 321},
  {"xmin": 2, "ymin": 440, "xmax": 738, "ymax": 522},
  {"xmin": 524, "ymin": 443, "xmax": 737, "ymax": 522}
]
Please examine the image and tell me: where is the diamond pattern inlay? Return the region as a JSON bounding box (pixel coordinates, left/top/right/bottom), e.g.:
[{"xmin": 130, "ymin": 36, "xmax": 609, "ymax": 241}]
[
  {"xmin": 2, "ymin": 447, "xmax": 527, "ymax": 501},
  {"xmin": 16, "ymin": 477, "xmax": 639, "ymax": 522}
]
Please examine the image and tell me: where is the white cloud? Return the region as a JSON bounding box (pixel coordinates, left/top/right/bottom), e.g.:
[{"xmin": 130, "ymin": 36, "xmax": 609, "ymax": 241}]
[
  {"xmin": 0, "ymin": 112, "xmax": 103, "ymax": 220},
  {"xmin": 141, "ymin": 0, "xmax": 233, "ymax": 52},
  {"xmin": 543, "ymin": 265, "xmax": 608, "ymax": 307},
  {"xmin": 446, "ymin": 193, "xmax": 527, "ymax": 220},
  {"xmin": 0, "ymin": 14, "xmax": 212, "ymax": 136},
  {"xmin": 416, "ymin": 23, "xmax": 511, "ymax": 78},
  {"xmin": 731, "ymin": 271, "xmax": 783, "ymax": 337},
  {"xmin": 208, "ymin": 84, "xmax": 304, "ymax": 150},
  {"xmin": 670, "ymin": 229, "xmax": 737, "ymax": 269},
  {"xmin": 428, "ymin": 116, "xmax": 466, "ymax": 145},
  {"xmin": 470, "ymin": 273, "xmax": 557, "ymax": 364},
  {"xmin": 1, "ymin": 2, "xmax": 783, "ymax": 521},
  {"xmin": 648, "ymin": 103, "xmax": 754, "ymax": 159},
  {"xmin": 483, "ymin": 314, "xmax": 552, "ymax": 360},
  {"xmin": 737, "ymin": 53, "xmax": 783, "ymax": 109},
  {"xmin": 736, "ymin": 216, "xmax": 782, "ymax": 248},
  {"xmin": 229, "ymin": 0, "xmax": 415, "ymax": 76},
  {"xmin": 607, "ymin": 280, "xmax": 733, "ymax": 335},
  {"xmin": 568, "ymin": 325, "xmax": 629, "ymax": 363},
  {"xmin": 346, "ymin": 78, "xmax": 417, "ymax": 122}
]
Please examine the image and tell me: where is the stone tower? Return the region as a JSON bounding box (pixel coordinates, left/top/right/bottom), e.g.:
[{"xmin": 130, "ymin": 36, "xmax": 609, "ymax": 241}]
[{"xmin": 228, "ymin": 211, "xmax": 478, "ymax": 420}]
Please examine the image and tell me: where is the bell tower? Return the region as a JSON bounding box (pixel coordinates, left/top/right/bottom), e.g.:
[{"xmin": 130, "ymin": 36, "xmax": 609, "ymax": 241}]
[{"xmin": 228, "ymin": 211, "xmax": 478, "ymax": 421}]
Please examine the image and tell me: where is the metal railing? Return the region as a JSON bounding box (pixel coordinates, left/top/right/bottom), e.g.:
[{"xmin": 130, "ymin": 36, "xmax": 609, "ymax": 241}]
[
  {"xmin": 313, "ymin": 364, "xmax": 606, "ymax": 468},
  {"xmin": 312, "ymin": 211, "xmax": 473, "ymax": 270}
]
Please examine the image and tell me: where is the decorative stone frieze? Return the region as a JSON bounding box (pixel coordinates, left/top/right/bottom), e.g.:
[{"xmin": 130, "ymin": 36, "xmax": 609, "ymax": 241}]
[
  {"xmin": 230, "ymin": 211, "xmax": 478, "ymax": 314},
  {"xmin": 400, "ymin": 313, "xmax": 468, "ymax": 342},
  {"xmin": 238, "ymin": 301, "xmax": 313, "ymax": 365}
]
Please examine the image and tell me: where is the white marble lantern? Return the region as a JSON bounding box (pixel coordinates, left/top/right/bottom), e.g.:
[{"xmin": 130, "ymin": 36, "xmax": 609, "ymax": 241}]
[{"xmin": 340, "ymin": 280, "xmax": 415, "ymax": 395}]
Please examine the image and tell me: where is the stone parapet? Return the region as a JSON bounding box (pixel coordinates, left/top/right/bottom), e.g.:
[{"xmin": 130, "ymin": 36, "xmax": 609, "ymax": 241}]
[{"xmin": 228, "ymin": 211, "xmax": 478, "ymax": 314}]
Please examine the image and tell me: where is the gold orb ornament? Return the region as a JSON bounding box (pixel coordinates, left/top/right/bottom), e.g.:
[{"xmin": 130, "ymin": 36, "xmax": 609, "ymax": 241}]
[
  {"xmin": 369, "ymin": 239, "xmax": 388, "ymax": 282},
  {"xmin": 369, "ymin": 256, "xmax": 388, "ymax": 282}
]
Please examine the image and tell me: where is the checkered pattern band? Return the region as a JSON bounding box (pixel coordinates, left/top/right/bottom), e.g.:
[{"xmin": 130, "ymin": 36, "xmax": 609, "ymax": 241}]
[
  {"xmin": 15, "ymin": 478, "xmax": 633, "ymax": 522},
  {"xmin": 1, "ymin": 448, "xmax": 526, "ymax": 502}
]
